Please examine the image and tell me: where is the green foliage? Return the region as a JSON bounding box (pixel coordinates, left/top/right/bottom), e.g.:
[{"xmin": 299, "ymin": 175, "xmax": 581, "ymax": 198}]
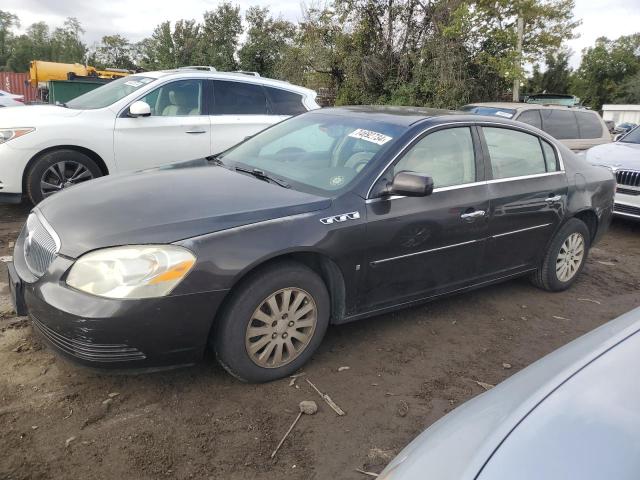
[
  {"xmin": 202, "ymin": 3, "xmax": 242, "ymax": 71},
  {"xmin": 526, "ymin": 48, "xmax": 571, "ymax": 94},
  {"xmin": 571, "ymin": 34, "xmax": 640, "ymax": 110}
]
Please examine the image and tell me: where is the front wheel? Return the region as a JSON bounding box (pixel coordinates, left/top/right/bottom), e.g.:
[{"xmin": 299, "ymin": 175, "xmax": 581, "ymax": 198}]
[
  {"xmin": 26, "ymin": 149, "xmax": 102, "ymax": 204},
  {"xmin": 213, "ymin": 261, "xmax": 330, "ymax": 383},
  {"xmin": 531, "ymin": 218, "xmax": 591, "ymax": 292}
]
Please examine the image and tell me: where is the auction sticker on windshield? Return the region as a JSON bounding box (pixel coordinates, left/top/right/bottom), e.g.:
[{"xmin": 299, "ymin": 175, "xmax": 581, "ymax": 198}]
[{"xmin": 348, "ymin": 129, "xmax": 393, "ymax": 145}]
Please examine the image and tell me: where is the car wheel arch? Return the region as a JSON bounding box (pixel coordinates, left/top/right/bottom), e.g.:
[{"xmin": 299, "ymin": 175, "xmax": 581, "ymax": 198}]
[
  {"xmin": 23, "ymin": 145, "xmax": 109, "ymax": 191},
  {"xmin": 572, "ymin": 208, "xmax": 598, "ymax": 243},
  {"xmin": 209, "ymin": 251, "xmax": 347, "ymax": 342}
]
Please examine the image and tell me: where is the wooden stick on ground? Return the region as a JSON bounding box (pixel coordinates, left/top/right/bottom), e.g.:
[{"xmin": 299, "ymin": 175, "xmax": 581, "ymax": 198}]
[{"xmin": 306, "ymin": 378, "xmax": 346, "ymax": 416}]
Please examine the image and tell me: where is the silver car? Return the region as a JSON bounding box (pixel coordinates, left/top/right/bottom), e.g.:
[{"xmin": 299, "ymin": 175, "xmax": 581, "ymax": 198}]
[
  {"xmin": 0, "ymin": 89, "xmax": 24, "ymax": 107},
  {"xmin": 586, "ymin": 125, "xmax": 640, "ymax": 220},
  {"xmin": 378, "ymin": 306, "xmax": 640, "ymax": 479}
]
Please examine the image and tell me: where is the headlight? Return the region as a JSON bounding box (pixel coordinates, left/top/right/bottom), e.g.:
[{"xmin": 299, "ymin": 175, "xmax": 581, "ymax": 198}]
[
  {"xmin": 0, "ymin": 128, "xmax": 35, "ymax": 144},
  {"xmin": 66, "ymin": 245, "xmax": 196, "ymax": 299}
]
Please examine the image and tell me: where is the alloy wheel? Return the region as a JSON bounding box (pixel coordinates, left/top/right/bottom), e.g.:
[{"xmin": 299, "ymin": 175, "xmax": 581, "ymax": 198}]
[
  {"xmin": 40, "ymin": 161, "xmax": 94, "ymax": 198},
  {"xmin": 245, "ymin": 287, "xmax": 318, "ymax": 368},
  {"xmin": 556, "ymin": 232, "xmax": 585, "ymax": 282}
]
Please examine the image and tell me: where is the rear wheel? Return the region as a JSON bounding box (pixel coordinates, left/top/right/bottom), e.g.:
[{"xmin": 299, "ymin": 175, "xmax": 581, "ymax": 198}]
[
  {"xmin": 531, "ymin": 218, "xmax": 590, "ymax": 292},
  {"xmin": 26, "ymin": 149, "xmax": 102, "ymax": 204},
  {"xmin": 213, "ymin": 261, "xmax": 330, "ymax": 383}
]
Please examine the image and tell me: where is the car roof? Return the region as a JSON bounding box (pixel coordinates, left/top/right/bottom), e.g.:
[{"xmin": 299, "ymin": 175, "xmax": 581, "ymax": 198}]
[
  {"xmin": 137, "ymin": 69, "xmax": 316, "ymax": 96},
  {"xmin": 467, "ymin": 102, "xmax": 595, "ymax": 113},
  {"xmin": 309, "ymin": 105, "xmax": 462, "ymax": 126}
]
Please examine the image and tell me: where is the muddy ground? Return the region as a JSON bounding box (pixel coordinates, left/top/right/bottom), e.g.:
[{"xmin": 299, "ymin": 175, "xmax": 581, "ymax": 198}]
[{"xmin": 1, "ymin": 202, "xmax": 639, "ymax": 480}]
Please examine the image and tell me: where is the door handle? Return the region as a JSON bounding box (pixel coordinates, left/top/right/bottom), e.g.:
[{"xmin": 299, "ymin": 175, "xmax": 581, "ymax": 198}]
[
  {"xmin": 186, "ymin": 130, "xmax": 206, "ymax": 134},
  {"xmin": 460, "ymin": 210, "xmax": 486, "ymax": 220},
  {"xmin": 545, "ymin": 195, "xmax": 562, "ymax": 202}
]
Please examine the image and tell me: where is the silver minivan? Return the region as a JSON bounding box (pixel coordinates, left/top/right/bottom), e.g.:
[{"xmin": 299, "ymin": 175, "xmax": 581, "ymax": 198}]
[{"xmin": 462, "ymin": 102, "xmax": 611, "ymax": 151}]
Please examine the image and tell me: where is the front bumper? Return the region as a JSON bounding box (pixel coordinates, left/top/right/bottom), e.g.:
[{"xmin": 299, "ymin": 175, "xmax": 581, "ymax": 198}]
[
  {"xmin": 613, "ymin": 190, "xmax": 640, "ymax": 220},
  {"xmin": 0, "ymin": 142, "xmax": 32, "ymax": 200},
  {"xmin": 12, "ymin": 230, "xmax": 228, "ymax": 370}
]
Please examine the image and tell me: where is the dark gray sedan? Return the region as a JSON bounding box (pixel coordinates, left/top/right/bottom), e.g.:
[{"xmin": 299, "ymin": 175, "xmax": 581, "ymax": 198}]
[{"xmin": 8, "ymin": 106, "xmax": 616, "ymax": 382}]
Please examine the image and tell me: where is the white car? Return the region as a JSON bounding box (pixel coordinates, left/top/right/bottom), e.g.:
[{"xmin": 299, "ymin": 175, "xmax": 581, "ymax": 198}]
[
  {"xmin": 0, "ymin": 69, "xmax": 319, "ymax": 204},
  {"xmin": 0, "ymin": 89, "xmax": 24, "ymax": 107},
  {"xmin": 585, "ymin": 125, "xmax": 640, "ymax": 219}
]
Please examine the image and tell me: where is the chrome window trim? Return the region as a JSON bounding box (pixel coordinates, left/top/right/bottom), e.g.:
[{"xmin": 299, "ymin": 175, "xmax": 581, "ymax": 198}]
[
  {"xmin": 34, "ymin": 208, "xmax": 61, "ymax": 253},
  {"xmin": 370, "ymin": 239, "xmax": 478, "ymax": 266},
  {"xmin": 485, "ymin": 171, "xmax": 564, "ymax": 184},
  {"xmin": 366, "ymin": 121, "xmax": 565, "ymax": 199}
]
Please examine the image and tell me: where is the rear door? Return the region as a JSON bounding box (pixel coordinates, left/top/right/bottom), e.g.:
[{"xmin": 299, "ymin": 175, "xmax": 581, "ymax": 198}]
[
  {"xmin": 479, "ymin": 125, "xmax": 568, "ymax": 277},
  {"xmin": 364, "ymin": 125, "xmax": 490, "ymax": 309},
  {"xmin": 210, "ymin": 80, "xmax": 287, "ymax": 153},
  {"xmin": 114, "ymin": 79, "xmax": 211, "ymax": 171}
]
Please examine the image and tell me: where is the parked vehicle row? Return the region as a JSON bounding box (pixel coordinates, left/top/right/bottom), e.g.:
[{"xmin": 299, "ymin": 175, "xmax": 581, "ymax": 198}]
[
  {"xmin": 0, "ymin": 68, "xmax": 319, "ymax": 204},
  {"xmin": 8, "ymin": 106, "xmax": 615, "ymax": 382}
]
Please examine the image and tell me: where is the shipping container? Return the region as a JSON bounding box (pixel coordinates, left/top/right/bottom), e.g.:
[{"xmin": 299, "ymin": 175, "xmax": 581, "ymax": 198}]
[{"xmin": 0, "ymin": 72, "xmax": 39, "ymax": 103}]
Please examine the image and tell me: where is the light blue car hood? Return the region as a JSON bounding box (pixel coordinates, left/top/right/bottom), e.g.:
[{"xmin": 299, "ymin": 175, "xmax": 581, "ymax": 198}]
[{"xmin": 379, "ymin": 307, "xmax": 640, "ymax": 479}]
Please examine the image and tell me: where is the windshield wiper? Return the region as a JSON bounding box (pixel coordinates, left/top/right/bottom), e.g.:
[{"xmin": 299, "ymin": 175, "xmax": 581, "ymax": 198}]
[{"xmin": 234, "ymin": 166, "xmax": 290, "ymax": 188}]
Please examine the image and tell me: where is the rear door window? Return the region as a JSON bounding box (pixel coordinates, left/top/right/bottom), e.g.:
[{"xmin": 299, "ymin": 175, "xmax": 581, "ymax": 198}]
[
  {"xmin": 483, "ymin": 127, "xmax": 547, "ymax": 179},
  {"xmin": 540, "ymin": 110, "xmax": 579, "ymax": 139},
  {"xmin": 516, "ymin": 110, "xmax": 542, "ymax": 129},
  {"xmin": 265, "ymin": 87, "xmax": 306, "ymax": 115},
  {"xmin": 213, "ymin": 80, "xmax": 268, "ymax": 115},
  {"xmin": 575, "ymin": 111, "xmax": 605, "ymax": 139}
]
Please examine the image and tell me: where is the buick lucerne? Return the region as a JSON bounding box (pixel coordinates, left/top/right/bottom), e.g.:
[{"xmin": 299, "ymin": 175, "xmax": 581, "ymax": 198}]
[{"xmin": 8, "ymin": 106, "xmax": 616, "ymax": 382}]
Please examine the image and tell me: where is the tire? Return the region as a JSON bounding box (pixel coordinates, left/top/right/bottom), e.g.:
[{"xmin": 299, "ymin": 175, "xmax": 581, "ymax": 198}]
[
  {"xmin": 213, "ymin": 261, "xmax": 330, "ymax": 383},
  {"xmin": 26, "ymin": 149, "xmax": 102, "ymax": 204},
  {"xmin": 531, "ymin": 218, "xmax": 591, "ymax": 292}
]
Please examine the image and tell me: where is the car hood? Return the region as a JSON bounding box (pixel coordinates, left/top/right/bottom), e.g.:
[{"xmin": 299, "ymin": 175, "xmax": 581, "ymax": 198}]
[
  {"xmin": 38, "ymin": 161, "xmax": 331, "ymax": 258},
  {"xmin": 0, "ymin": 104, "xmax": 83, "ymax": 125},
  {"xmin": 585, "ymin": 142, "xmax": 640, "ymax": 170},
  {"xmin": 379, "ymin": 307, "xmax": 640, "ymax": 480}
]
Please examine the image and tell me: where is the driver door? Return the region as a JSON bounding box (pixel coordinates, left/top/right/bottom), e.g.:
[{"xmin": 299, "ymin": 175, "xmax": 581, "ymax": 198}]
[
  {"xmin": 113, "ymin": 79, "xmax": 211, "ymax": 172},
  {"xmin": 363, "ymin": 126, "xmax": 490, "ymax": 309}
]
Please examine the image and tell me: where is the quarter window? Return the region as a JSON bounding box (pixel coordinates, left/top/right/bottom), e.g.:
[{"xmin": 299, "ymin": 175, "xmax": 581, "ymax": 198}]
[
  {"xmin": 265, "ymin": 87, "xmax": 306, "ymax": 115},
  {"xmin": 575, "ymin": 111, "xmax": 605, "ymax": 139},
  {"xmin": 517, "ymin": 110, "xmax": 542, "ymax": 129},
  {"xmin": 541, "ymin": 110, "xmax": 579, "ymax": 139},
  {"xmin": 483, "ymin": 127, "xmax": 547, "ymax": 179},
  {"xmin": 541, "ymin": 140, "xmax": 559, "ymax": 172},
  {"xmin": 213, "ymin": 80, "xmax": 268, "ymax": 115},
  {"xmin": 139, "ymin": 80, "xmax": 203, "ymax": 116},
  {"xmin": 394, "ymin": 127, "xmax": 476, "ymax": 188}
]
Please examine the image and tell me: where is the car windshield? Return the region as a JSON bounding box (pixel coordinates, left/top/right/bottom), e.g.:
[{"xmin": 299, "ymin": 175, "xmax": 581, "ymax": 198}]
[
  {"xmin": 66, "ymin": 76, "xmax": 156, "ymax": 109},
  {"xmin": 620, "ymin": 126, "xmax": 640, "ymax": 144},
  {"xmin": 220, "ymin": 112, "xmax": 405, "ymax": 195},
  {"xmin": 461, "ymin": 105, "xmax": 516, "ymax": 119}
]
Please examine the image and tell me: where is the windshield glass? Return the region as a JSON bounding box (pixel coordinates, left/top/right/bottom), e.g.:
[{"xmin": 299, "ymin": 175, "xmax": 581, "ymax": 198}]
[
  {"xmin": 461, "ymin": 105, "xmax": 516, "ymax": 119},
  {"xmin": 66, "ymin": 76, "xmax": 156, "ymax": 109},
  {"xmin": 620, "ymin": 126, "xmax": 640, "ymax": 144},
  {"xmin": 220, "ymin": 112, "xmax": 405, "ymax": 195}
]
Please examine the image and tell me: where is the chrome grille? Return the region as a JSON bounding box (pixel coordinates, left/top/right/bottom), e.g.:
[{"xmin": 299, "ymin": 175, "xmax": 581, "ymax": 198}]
[
  {"xmin": 615, "ymin": 169, "xmax": 640, "ymax": 188},
  {"xmin": 24, "ymin": 212, "xmax": 59, "ymax": 277}
]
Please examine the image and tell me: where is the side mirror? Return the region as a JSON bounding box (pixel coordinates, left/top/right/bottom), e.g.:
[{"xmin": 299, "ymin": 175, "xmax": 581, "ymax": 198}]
[
  {"xmin": 388, "ymin": 171, "xmax": 434, "ymax": 197},
  {"xmin": 128, "ymin": 101, "xmax": 151, "ymax": 117}
]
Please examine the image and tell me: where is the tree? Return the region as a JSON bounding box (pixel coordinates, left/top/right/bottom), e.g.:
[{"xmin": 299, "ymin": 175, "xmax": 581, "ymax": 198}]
[
  {"xmin": 0, "ymin": 10, "xmax": 19, "ymax": 69},
  {"xmin": 202, "ymin": 2, "xmax": 242, "ymax": 71},
  {"xmin": 50, "ymin": 17, "xmax": 86, "ymax": 63},
  {"xmin": 526, "ymin": 48, "xmax": 572, "ymax": 94},
  {"xmin": 138, "ymin": 20, "xmax": 204, "ymax": 70},
  {"xmin": 93, "ymin": 35, "xmax": 136, "ymax": 69},
  {"xmin": 238, "ymin": 7, "xmax": 296, "ymax": 77},
  {"xmin": 571, "ymin": 34, "xmax": 640, "ymax": 110}
]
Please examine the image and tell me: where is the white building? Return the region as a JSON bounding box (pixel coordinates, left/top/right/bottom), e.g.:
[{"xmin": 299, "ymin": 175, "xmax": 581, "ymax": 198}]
[{"xmin": 602, "ymin": 104, "xmax": 640, "ymax": 125}]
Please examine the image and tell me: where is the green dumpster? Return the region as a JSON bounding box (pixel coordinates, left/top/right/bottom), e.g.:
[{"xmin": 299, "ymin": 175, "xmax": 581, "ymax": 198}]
[{"xmin": 48, "ymin": 79, "xmax": 108, "ymax": 104}]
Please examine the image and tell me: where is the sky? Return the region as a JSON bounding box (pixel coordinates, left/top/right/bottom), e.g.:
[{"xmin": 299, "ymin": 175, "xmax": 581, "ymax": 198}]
[{"xmin": 5, "ymin": 0, "xmax": 640, "ymax": 69}]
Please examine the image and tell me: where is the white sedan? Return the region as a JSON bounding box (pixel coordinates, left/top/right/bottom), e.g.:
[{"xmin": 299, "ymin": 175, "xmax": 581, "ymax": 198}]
[
  {"xmin": 0, "ymin": 89, "xmax": 24, "ymax": 107},
  {"xmin": 0, "ymin": 69, "xmax": 319, "ymax": 204}
]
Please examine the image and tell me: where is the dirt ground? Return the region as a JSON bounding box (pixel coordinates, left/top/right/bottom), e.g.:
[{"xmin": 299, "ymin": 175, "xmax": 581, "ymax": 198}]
[{"xmin": 1, "ymin": 202, "xmax": 639, "ymax": 480}]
